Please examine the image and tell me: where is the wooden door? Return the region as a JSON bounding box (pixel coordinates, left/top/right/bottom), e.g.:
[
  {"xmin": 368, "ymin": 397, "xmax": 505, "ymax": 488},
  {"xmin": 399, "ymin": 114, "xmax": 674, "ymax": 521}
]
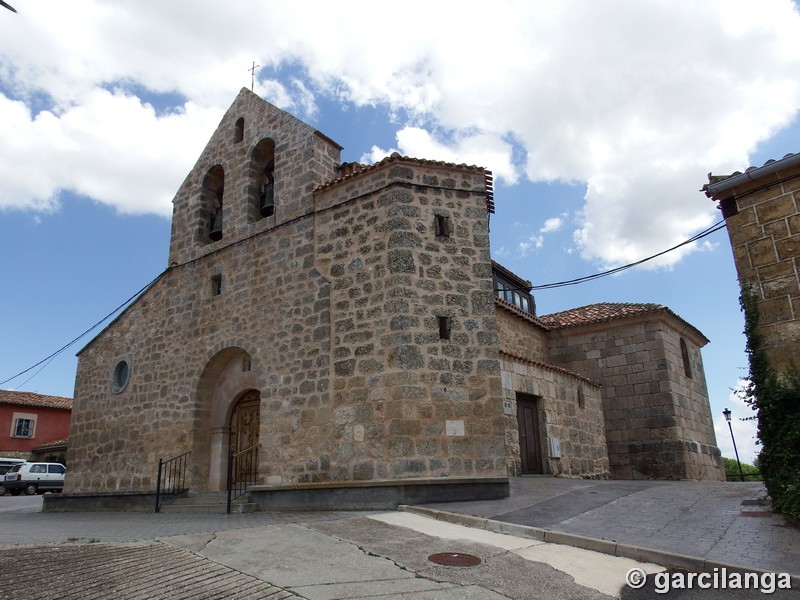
[
  {"xmin": 517, "ymin": 395, "xmax": 543, "ymax": 474},
  {"xmin": 230, "ymin": 390, "xmax": 260, "ymax": 483}
]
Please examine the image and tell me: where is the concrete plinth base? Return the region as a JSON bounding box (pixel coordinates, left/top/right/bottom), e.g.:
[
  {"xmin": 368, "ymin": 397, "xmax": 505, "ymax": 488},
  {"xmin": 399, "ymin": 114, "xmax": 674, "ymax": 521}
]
[
  {"xmin": 248, "ymin": 477, "xmax": 510, "ymax": 511},
  {"xmin": 43, "ymin": 491, "xmax": 158, "ymax": 512}
]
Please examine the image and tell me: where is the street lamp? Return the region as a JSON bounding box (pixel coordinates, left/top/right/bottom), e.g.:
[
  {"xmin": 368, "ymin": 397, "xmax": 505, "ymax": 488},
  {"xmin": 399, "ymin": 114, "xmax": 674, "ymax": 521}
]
[{"xmin": 723, "ymin": 408, "xmax": 745, "ymax": 482}]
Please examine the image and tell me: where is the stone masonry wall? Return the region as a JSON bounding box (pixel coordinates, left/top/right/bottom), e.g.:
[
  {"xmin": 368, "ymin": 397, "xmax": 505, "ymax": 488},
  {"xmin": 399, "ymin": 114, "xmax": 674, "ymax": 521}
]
[
  {"xmin": 717, "ymin": 163, "xmax": 800, "ymax": 373},
  {"xmin": 495, "ymin": 306, "xmax": 549, "ymax": 363},
  {"xmin": 499, "ymin": 354, "xmax": 608, "ymax": 479},
  {"xmin": 312, "ymin": 159, "xmax": 506, "ymax": 482},
  {"xmin": 68, "ymin": 91, "xmax": 507, "ymax": 493},
  {"xmin": 69, "ymin": 211, "xmax": 331, "ymax": 492},
  {"xmin": 169, "ymin": 88, "xmax": 342, "ymax": 267},
  {"xmin": 547, "ymin": 315, "xmax": 724, "ymax": 480}
]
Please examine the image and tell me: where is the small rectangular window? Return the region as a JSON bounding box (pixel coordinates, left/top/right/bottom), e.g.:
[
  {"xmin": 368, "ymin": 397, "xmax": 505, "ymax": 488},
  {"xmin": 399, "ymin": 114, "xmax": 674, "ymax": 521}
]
[
  {"xmin": 438, "ymin": 316, "xmax": 451, "ymax": 340},
  {"xmin": 13, "ymin": 418, "xmax": 33, "ymax": 438},
  {"xmin": 211, "ymin": 274, "xmax": 223, "ymax": 296},
  {"xmin": 434, "ymin": 214, "xmax": 453, "ymax": 238}
]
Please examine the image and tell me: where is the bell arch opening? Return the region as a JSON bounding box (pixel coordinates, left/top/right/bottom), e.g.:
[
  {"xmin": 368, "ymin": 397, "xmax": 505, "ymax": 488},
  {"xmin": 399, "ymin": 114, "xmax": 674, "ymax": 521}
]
[{"xmin": 252, "ymin": 138, "xmax": 275, "ymax": 220}]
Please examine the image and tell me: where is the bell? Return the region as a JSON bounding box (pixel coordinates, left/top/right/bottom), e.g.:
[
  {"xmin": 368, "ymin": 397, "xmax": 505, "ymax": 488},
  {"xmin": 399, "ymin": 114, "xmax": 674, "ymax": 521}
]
[
  {"xmin": 260, "ymin": 184, "xmax": 274, "ymax": 217},
  {"xmin": 209, "ymin": 210, "xmax": 223, "ymax": 241}
]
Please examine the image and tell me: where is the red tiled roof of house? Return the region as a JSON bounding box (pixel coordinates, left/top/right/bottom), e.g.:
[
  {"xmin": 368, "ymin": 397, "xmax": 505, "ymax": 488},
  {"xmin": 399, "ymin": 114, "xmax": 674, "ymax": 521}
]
[
  {"xmin": 539, "ymin": 302, "xmax": 709, "ymax": 343},
  {"xmin": 0, "ymin": 390, "xmax": 72, "ymax": 411},
  {"xmin": 33, "ymin": 437, "xmax": 69, "ymax": 452},
  {"xmin": 539, "ymin": 302, "xmax": 665, "ymax": 328}
]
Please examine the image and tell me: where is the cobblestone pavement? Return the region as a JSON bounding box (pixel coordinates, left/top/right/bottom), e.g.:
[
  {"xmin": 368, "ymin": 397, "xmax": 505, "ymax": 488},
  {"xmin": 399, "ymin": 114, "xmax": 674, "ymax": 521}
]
[{"xmin": 422, "ymin": 478, "xmax": 799, "ymax": 576}]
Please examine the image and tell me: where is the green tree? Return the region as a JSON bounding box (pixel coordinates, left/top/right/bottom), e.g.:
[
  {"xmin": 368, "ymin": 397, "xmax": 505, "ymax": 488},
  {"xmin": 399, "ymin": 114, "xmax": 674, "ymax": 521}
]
[{"xmin": 721, "ymin": 457, "xmax": 761, "ymax": 481}]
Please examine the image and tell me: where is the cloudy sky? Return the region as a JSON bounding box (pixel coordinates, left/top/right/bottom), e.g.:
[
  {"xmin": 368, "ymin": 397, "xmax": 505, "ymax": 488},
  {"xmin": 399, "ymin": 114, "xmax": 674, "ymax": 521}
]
[{"xmin": 3, "ymin": 0, "xmax": 799, "ymax": 464}]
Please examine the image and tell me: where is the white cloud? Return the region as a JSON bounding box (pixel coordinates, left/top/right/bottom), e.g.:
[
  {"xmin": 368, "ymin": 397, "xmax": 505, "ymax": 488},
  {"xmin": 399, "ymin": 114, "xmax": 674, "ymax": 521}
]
[
  {"xmin": 0, "ymin": 89, "xmax": 221, "ymax": 216},
  {"xmin": 540, "ymin": 217, "xmax": 564, "ymax": 234},
  {"xmin": 364, "ymin": 127, "xmax": 517, "ymax": 183},
  {"xmin": 517, "ymin": 215, "xmax": 567, "ymax": 256},
  {"xmin": 1, "ymin": 0, "xmax": 800, "ymax": 268}
]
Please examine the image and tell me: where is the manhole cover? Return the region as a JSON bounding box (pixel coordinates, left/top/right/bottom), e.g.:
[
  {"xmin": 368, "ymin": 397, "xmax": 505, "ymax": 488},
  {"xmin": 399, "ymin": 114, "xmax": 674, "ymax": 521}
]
[{"xmin": 428, "ymin": 552, "xmax": 482, "ymax": 567}]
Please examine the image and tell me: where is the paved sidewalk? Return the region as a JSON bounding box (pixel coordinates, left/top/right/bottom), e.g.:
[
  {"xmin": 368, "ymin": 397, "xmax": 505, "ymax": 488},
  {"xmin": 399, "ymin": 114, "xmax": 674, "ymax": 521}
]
[
  {"xmin": 0, "ymin": 504, "xmax": 660, "ymax": 599},
  {"xmin": 419, "ymin": 478, "xmax": 799, "ymax": 576},
  {"xmin": 0, "ymin": 478, "xmax": 797, "ymax": 599}
]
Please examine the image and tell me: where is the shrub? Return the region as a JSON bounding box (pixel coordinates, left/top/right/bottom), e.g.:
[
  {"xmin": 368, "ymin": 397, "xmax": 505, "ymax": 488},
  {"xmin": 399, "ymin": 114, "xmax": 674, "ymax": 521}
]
[{"xmin": 740, "ymin": 289, "xmax": 800, "ymax": 520}]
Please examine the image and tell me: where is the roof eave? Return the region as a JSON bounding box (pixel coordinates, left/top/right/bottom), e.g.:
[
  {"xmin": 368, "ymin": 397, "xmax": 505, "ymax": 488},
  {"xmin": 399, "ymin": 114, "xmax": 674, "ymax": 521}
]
[{"xmin": 705, "ymin": 153, "xmax": 800, "ymax": 199}]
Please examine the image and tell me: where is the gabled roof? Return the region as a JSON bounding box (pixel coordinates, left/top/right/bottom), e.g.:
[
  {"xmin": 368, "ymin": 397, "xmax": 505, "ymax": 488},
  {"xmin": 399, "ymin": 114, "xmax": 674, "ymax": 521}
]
[
  {"xmin": 539, "ymin": 302, "xmax": 709, "ymax": 343},
  {"xmin": 0, "ymin": 390, "xmax": 73, "ymax": 411}
]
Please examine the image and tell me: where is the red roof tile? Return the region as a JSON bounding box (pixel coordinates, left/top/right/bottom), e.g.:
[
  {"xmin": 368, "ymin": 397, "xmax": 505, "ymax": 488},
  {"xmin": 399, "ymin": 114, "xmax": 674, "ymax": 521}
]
[
  {"xmin": 0, "ymin": 390, "xmax": 72, "ymax": 411},
  {"xmin": 539, "ymin": 302, "xmax": 665, "ymax": 328},
  {"xmin": 315, "ymin": 152, "xmax": 495, "ymax": 213},
  {"xmin": 538, "ymin": 302, "xmax": 709, "ymax": 343},
  {"xmin": 33, "ymin": 437, "xmax": 69, "ymax": 452}
]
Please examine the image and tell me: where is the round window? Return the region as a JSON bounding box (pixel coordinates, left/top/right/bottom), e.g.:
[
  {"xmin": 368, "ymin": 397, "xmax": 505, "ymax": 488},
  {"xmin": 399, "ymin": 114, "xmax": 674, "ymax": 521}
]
[{"xmin": 111, "ymin": 360, "xmax": 130, "ymax": 394}]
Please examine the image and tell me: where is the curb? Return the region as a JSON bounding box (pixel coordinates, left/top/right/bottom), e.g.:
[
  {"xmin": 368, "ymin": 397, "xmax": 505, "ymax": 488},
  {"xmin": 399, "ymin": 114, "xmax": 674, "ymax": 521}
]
[{"xmin": 399, "ymin": 505, "xmax": 800, "ymax": 588}]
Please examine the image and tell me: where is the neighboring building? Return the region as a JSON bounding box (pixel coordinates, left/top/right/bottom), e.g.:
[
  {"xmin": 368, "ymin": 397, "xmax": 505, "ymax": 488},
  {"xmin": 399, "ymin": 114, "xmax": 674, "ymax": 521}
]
[
  {"xmin": 0, "ymin": 390, "xmax": 72, "ymax": 460},
  {"xmin": 61, "ymin": 89, "xmax": 723, "ymax": 510},
  {"xmin": 31, "ymin": 437, "xmax": 69, "ymax": 465},
  {"xmin": 540, "ymin": 303, "xmax": 721, "ymax": 480},
  {"xmin": 704, "ymin": 154, "xmax": 800, "ymax": 373}
]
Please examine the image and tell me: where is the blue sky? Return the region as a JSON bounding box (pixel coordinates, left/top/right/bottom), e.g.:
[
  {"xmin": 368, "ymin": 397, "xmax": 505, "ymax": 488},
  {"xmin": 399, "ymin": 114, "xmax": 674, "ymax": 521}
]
[{"xmin": 4, "ymin": 1, "xmax": 800, "ymax": 464}]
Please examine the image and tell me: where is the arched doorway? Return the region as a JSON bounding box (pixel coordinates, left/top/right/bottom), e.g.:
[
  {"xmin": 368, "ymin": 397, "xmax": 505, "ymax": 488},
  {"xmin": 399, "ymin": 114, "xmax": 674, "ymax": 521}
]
[
  {"xmin": 193, "ymin": 346, "xmax": 259, "ymax": 491},
  {"xmin": 229, "ymin": 389, "xmax": 261, "ymax": 485}
]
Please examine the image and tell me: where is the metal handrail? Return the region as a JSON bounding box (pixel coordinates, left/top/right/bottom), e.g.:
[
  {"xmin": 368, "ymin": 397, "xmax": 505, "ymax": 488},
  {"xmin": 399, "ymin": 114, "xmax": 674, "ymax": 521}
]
[
  {"xmin": 155, "ymin": 451, "xmax": 191, "ymax": 513},
  {"xmin": 226, "ymin": 443, "xmax": 260, "ymax": 514}
]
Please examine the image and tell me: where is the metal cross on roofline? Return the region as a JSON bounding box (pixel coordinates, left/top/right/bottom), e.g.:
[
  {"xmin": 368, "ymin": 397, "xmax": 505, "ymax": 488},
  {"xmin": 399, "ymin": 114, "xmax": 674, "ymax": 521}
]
[{"xmin": 249, "ymin": 61, "xmax": 260, "ymax": 91}]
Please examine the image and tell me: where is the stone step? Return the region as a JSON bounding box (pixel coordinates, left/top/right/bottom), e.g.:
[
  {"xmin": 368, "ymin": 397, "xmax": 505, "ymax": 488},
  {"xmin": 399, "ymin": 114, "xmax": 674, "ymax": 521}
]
[
  {"xmin": 159, "ymin": 491, "xmax": 256, "ymax": 514},
  {"xmin": 159, "ymin": 501, "xmax": 256, "ymax": 514}
]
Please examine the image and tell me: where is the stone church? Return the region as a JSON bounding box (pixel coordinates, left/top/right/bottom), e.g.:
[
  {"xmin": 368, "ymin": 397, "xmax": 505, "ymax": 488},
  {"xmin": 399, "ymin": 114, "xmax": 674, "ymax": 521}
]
[{"xmin": 62, "ymin": 89, "xmax": 723, "ymax": 510}]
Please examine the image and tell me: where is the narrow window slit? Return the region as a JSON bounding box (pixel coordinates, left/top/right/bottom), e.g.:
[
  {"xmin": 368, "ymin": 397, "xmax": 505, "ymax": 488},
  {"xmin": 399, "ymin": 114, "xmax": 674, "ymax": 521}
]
[
  {"xmin": 211, "ymin": 274, "xmax": 223, "ymax": 296},
  {"xmin": 435, "ymin": 214, "xmax": 453, "ymax": 238},
  {"xmin": 438, "ymin": 316, "xmax": 451, "ymax": 340}
]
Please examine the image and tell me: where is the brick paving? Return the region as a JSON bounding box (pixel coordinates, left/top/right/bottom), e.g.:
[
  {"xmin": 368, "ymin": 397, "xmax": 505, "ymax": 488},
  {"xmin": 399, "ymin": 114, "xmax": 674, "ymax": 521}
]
[{"xmin": 0, "ymin": 543, "xmax": 301, "ymax": 600}]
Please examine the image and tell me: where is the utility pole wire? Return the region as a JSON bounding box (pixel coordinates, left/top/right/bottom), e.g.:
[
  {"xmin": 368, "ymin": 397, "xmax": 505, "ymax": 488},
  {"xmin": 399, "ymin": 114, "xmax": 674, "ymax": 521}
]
[
  {"xmin": 2, "ymin": 220, "xmax": 728, "ymax": 388},
  {"xmin": 0, "ymin": 272, "xmax": 164, "ymax": 387}
]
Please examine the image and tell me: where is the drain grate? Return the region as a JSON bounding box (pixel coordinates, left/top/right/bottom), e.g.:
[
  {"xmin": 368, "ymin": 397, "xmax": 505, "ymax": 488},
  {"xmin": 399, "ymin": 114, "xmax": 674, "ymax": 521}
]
[{"xmin": 428, "ymin": 552, "xmax": 482, "ymax": 567}]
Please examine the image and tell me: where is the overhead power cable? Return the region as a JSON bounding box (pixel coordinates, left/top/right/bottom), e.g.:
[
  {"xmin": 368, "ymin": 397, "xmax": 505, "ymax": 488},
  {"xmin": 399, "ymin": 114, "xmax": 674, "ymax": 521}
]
[
  {"xmin": 527, "ymin": 220, "xmax": 727, "ymax": 291},
  {"xmin": 4, "ymin": 219, "xmax": 727, "ymax": 389},
  {"xmin": 0, "ymin": 271, "xmax": 165, "ymax": 387}
]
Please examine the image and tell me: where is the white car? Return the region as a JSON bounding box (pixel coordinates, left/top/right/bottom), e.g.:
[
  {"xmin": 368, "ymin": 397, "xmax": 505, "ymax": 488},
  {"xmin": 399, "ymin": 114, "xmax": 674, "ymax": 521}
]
[
  {"xmin": 0, "ymin": 458, "xmax": 26, "ymax": 495},
  {"xmin": 3, "ymin": 462, "xmax": 65, "ymax": 495}
]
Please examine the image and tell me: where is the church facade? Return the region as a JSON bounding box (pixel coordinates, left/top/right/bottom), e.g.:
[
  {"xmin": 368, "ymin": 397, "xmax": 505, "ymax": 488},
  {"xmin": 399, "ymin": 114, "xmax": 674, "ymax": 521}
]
[{"xmin": 63, "ymin": 90, "xmax": 722, "ymax": 509}]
